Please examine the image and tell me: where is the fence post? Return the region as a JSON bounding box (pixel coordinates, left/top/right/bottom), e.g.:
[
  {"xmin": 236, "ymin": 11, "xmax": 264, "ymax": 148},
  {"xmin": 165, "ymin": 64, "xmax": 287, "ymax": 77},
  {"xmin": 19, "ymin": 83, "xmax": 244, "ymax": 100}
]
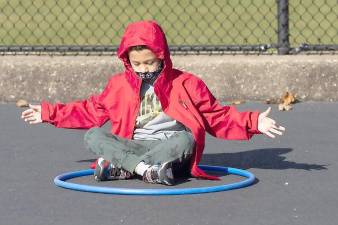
[{"xmin": 277, "ymin": 0, "xmax": 290, "ymax": 54}]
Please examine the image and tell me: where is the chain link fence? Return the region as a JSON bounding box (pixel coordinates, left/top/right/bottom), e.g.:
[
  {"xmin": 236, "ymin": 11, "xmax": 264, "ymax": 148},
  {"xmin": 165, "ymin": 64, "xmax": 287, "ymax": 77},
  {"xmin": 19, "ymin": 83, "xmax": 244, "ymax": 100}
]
[
  {"xmin": 0, "ymin": 0, "xmax": 337, "ymax": 55},
  {"xmin": 288, "ymin": 0, "xmax": 338, "ymax": 53}
]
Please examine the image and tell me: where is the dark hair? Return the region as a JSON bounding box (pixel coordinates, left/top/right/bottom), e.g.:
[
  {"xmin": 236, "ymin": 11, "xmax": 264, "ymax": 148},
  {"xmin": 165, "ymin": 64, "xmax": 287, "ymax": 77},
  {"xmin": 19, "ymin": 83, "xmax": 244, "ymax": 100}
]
[{"xmin": 128, "ymin": 45, "xmax": 149, "ymax": 52}]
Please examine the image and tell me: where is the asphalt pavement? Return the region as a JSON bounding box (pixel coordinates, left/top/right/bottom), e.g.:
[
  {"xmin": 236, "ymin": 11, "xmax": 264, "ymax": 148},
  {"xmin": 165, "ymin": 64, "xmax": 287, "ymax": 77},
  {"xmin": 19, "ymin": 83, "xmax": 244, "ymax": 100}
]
[{"xmin": 1, "ymin": 101, "xmax": 337, "ymax": 225}]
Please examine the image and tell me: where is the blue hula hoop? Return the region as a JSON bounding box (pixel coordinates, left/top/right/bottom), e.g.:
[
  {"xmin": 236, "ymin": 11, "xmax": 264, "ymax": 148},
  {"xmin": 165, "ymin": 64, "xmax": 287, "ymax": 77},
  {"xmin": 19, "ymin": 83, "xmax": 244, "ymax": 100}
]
[{"xmin": 54, "ymin": 165, "xmax": 255, "ymax": 195}]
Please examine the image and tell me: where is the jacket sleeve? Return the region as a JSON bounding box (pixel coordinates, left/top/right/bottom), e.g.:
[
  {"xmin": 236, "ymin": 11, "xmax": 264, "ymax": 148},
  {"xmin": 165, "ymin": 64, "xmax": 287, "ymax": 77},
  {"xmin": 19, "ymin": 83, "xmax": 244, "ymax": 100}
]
[
  {"xmin": 189, "ymin": 78, "xmax": 261, "ymax": 140},
  {"xmin": 40, "ymin": 80, "xmax": 112, "ymax": 129}
]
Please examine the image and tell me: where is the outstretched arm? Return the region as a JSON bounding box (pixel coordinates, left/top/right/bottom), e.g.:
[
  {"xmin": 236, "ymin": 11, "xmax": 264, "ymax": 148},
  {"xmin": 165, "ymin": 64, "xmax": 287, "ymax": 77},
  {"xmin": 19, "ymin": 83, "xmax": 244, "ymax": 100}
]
[
  {"xmin": 187, "ymin": 77, "xmax": 285, "ymax": 140},
  {"xmin": 21, "ymin": 79, "xmax": 113, "ymax": 129}
]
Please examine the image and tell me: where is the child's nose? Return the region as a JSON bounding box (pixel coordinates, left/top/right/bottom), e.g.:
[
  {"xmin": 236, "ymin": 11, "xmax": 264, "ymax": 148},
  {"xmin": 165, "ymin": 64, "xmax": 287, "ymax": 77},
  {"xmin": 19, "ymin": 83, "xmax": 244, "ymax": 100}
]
[{"xmin": 140, "ymin": 65, "xmax": 149, "ymax": 73}]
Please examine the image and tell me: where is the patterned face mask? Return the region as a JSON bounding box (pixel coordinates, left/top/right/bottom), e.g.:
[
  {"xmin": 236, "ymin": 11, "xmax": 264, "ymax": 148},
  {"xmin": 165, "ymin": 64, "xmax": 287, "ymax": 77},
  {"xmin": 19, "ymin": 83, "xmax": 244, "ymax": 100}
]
[{"xmin": 136, "ymin": 62, "xmax": 163, "ymax": 84}]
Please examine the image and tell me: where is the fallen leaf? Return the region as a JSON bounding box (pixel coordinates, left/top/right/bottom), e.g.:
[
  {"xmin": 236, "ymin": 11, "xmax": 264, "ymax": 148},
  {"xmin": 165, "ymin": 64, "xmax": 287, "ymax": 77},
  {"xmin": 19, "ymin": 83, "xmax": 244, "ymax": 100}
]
[
  {"xmin": 278, "ymin": 103, "xmax": 285, "ymax": 111},
  {"xmin": 278, "ymin": 92, "xmax": 297, "ymax": 111},
  {"xmin": 281, "ymin": 92, "xmax": 296, "ymax": 106},
  {"xmin": 284, "ymin": 105, "xmax": 293, "ymax": 111},
  {"xmin": 231, "ymin": 100, "xmax": 245, "ymax": 105},
  {"xmin": 16, "ymin": 99, "xmax": 29, "ymax": 108}
]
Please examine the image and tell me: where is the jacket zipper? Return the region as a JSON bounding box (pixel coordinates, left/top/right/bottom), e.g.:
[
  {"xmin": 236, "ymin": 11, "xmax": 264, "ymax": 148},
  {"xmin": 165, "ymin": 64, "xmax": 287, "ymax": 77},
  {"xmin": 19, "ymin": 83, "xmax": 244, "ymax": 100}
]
[
  {"xmin": 130, "ymin": 82, "xmax": 142, "ymax": 139},
  {"xmin": 180, "ymin": 100, "xmax": 188, "ymax": 110}
]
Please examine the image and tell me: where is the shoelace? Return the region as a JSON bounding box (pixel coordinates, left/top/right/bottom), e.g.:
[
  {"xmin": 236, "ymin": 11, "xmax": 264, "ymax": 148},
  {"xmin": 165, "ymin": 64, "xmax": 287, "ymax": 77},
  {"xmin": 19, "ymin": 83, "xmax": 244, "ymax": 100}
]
[
  {"xmin": 144, "ymin": 166, "xmax": 159, "ymax": 183},
  {"xmin": 110, "ymin": 164, "xmax": 133, "ymax": 179},
  {"xmin": 109, "ymin": 165, "xmax": 121, "ymax": 177}
]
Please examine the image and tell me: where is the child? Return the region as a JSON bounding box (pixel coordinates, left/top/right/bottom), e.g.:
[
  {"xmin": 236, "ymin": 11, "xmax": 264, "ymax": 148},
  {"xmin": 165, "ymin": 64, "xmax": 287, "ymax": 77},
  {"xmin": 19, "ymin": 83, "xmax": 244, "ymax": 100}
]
[{"xmin": 21, "ymin": 20, "xmax": 285, "ymax": 186}]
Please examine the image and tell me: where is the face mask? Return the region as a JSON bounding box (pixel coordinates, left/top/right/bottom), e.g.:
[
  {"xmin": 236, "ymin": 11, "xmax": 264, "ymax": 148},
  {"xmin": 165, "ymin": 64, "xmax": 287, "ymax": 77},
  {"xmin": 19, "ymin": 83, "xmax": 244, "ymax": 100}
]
[{"xmin": 136, "ymin": 62, "xmax": 163, "ymax": 84}]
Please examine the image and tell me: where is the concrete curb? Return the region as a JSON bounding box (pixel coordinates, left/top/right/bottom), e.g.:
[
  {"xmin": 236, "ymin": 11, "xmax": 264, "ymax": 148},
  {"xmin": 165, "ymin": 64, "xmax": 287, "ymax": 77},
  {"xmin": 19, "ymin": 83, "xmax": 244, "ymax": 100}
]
[{"xmin": 1, "ymin": 55, "xmax": 337, "ymax": 103}]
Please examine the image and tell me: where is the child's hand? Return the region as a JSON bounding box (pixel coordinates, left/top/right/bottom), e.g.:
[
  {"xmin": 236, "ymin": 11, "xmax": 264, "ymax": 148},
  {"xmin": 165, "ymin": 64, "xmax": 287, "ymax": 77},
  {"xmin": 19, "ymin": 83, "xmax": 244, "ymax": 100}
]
[
  {"xmin": 258, "ymin": 107, "xmax": 285, "ymax": 138},
  {"xmin": 21, "ymin": 104, "xmax": 42, "ymax": 125}
]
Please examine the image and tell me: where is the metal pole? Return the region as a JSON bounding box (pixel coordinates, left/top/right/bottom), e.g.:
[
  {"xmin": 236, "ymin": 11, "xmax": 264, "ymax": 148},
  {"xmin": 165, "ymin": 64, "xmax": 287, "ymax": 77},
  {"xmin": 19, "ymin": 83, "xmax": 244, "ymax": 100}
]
[{"xmin": 277, "ymin": 0, "xmax": 290, "ymax": 54}]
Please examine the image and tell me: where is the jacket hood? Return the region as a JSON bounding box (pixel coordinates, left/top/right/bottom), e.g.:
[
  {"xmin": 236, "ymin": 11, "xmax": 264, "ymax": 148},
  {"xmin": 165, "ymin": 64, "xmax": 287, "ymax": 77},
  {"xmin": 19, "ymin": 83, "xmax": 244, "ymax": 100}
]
[{"xmin": 117, "ymin": 20, "xmax": 173, "ymax": 90}]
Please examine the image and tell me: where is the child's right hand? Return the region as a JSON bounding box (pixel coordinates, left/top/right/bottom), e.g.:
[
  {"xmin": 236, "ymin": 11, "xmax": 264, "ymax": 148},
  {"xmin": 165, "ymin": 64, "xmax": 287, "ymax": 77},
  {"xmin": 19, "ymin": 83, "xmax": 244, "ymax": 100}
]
[{"xmin": 21, "ymin": 104, "xmax": 42, "ymax": 125}]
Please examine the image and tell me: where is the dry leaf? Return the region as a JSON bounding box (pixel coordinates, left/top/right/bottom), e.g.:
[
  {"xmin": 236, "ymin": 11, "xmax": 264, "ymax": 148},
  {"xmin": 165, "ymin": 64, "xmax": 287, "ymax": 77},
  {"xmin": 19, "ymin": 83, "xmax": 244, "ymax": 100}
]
[
  {"xmin": 284, "ymin": 105, "xmax": 293, "ymax": 111},
  {"xmin": 231, "ymin": 100, "xmax": 245, "ymax": 105},
  {"xmin": 278, "ymin": 103, "xmax": 293, "ymax": 111},
  {"xmin": 281, "ymin": 92, "xmax": 296, "ymax": 106},
  {"xmin": 16, "ymin": 99, "xmax": 29, "ymax": 108},
  {"xmin": 278, "ymin": 103, "xmax": 285, "ymax": 111},
  {"xmin": 278, "ymin": 92, "xmax": 296, "ymax": 111}
]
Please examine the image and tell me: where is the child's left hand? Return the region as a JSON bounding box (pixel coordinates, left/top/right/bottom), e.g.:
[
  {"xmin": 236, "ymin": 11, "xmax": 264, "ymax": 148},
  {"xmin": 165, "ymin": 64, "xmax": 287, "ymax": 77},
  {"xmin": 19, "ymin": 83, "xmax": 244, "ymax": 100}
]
[{"xmin": 258, "ymin": 107, "xmax": 285, "ymax": 138}]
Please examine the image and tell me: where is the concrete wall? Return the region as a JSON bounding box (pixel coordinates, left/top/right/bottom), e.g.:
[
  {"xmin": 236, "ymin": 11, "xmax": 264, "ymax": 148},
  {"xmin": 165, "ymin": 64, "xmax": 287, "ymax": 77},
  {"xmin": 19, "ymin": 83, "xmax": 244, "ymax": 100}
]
[{"xmin": 0, "ymin": 55, "xmax": 337, "ymax": 104}]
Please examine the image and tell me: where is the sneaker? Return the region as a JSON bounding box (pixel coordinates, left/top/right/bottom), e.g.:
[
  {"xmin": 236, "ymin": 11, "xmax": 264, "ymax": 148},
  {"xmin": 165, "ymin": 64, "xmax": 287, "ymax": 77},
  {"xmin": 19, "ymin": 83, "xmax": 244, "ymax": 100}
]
[
  {"xmin": 94, "ymin": 157, "xmax": 133, "ymax": 181},
  {"xmin": 142, "ymin": 162, "xmax": 175, "ymax": 186}
]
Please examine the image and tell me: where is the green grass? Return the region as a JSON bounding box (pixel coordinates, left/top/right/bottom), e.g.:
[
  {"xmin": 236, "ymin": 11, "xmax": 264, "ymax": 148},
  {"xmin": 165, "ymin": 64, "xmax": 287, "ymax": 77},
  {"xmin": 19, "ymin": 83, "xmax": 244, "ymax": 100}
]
[{"xmin": 0, "ymin": 0, "xmax": 337, "ymax": 47}]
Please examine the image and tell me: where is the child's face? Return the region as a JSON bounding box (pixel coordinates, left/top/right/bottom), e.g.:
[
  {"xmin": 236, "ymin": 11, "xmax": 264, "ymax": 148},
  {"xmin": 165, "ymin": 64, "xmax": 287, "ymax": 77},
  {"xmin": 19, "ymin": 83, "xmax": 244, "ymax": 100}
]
[{"xmin": 128, "ymin": 49, "xmax": 161, "ymax": 73}]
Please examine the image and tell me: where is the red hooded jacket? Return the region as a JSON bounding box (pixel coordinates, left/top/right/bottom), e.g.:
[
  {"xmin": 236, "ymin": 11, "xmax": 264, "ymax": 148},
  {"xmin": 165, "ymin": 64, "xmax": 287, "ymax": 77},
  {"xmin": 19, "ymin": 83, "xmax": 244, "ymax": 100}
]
[{"xmin": 41, "ymin": 20, "xmax": 261, "ymax": 180}]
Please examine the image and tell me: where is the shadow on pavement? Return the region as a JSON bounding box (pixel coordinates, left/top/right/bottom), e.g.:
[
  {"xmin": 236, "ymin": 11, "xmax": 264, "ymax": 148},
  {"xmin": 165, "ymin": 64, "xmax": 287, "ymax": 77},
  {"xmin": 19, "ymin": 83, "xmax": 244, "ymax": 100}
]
[{"xmin": 202, "ymin": 148, "xmax": 328, "ymax": 171}]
